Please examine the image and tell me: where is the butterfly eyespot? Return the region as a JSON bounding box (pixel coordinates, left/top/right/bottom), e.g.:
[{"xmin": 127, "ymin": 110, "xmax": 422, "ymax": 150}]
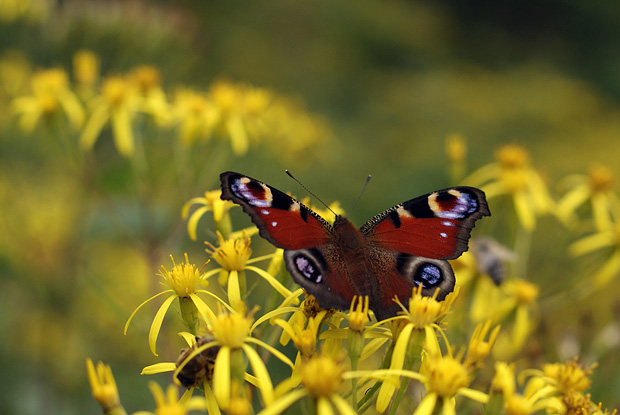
[
  {"xmin": 414, "ymin": 263, "xmax": 442, "ymax": 287},
  {"xmin": 284, "ymin": 249, "xmax": 328, "ymax": 285},
  {"xmin": 395, "ymin": 254, "xmax": 455, "ymax": 300},
  {"xmin": 294, "ymin": 254, "xmax": 322, "ymax": 283}
]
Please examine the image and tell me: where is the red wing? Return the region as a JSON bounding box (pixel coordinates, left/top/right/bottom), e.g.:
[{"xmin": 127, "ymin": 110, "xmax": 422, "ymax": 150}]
[
  {"xmin": 220, "ymin": 172, "xmax": 332, "ymax": 250},
  {"xmin": 361, "ymin": 187, "xmax": 490, "ymax": 260}
]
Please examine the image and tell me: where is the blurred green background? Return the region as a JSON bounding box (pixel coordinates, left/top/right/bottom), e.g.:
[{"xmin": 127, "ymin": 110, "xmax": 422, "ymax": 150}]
[{"xmin": 2, "ymin": 0, "xmax": 620, "ymax": 414}]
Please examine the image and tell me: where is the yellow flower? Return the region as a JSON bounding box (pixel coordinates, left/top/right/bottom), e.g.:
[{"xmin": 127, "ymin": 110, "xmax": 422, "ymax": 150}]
[
  {"xmin": 258, "ymin": 355, "xmax": 356, "ymax": 415},
  {"xmin": 542, "ymin": 358, "xmax": 594, "ymax": 395},
  {"xmin": 12, "ymin": 68, "xmax": 84, "ymax": 132},
  {"xmin": 491, "ymin": 362, "xmax": 559, "ymax": 415},
  {"xmin": 194, "ymin": 305, "xmax": 293, "ymax": 410},
  {"xmin": 204, "ymin": 232, "xmax": 293, "ymax": 312},
  {"xmin": 464, "ymin": 320, "xmax": 500, "ymax": 369},
  {"xmin": 274, "ymin": 309, "xmax": 328, "ymax": 360},
  {"xmin": 124, "ymin": 253, "xmax": 219, "ymax": 356},
  {"xmin": 171, "ymin": 87, "xmax": 217, "ymax": 145},
  {"xmin": 376, "ymin": 286, "xmax": 459, "ymax": 412},
  {"xmin": 129, "ymin": 65, "xmax": 170, "ymax": 125},
  {"xmin": 182, "ymin": 190, "xmax": 235, "ymax": 240},
  {"xmin": 464, "ymin": 144, "xmax": 554, "ymax": 231},
  {"xmin": 384, "ymin": 334, "xmax": 488, "ymax": 415},
  {"xmin": 569, "ymin": 221, "xmax": 620, "ymax": 288},
  {"xmin": 132, "ymin": 382, "xmax": 207, "ymax": 415},
  {"xmin": 207, "ymin": 80, "xmax": 250, "ymax": 155},
  {"xmin": 558, "ymin": 164, "xmax": 620, "ymax": 232},
  {"xmin": 492, "ymin": 279, "xmax": 539, "ymax": 360},
  {"xmin": 86, "ymin": 358, "xmax": 126, "ymax": 415},
  {"xmin": 348, "ymin": 295, "xmax": 370, "ymax": 333},
  {"xmin": 80, "ymin": 75, "xmax": 141, "ymax": 156}
]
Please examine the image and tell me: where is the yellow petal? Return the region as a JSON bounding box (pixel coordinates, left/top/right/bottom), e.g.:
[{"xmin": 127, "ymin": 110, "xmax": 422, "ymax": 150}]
[
  {"xmin": 124, "ymin": 290, "xmax": 174, "ymax": 335},
  {"xmin": 317, "ymin": 397, "xmax": 335, "ymax": 415},
  {"xmin": 413, "ymin": 392, "xmax": 438, "ymax": 415},
  {"xmin": 227, "ymin": 270, "xmax": 242, "ymax": 311},
  {"xmin": 186, "ymin": 205, "xmax": 210, "ymax": 241},
  {"xmin": 204, "ymin": 381, "xmax": 222, "ymax": 415},
  {"xmin": 569, "ymin": 232, "xmax": 614, "ymax": 256},
  {"xmin": 213, "ymin": 347, "xmax": 231, "ymax": 408},
  {"xmin": 330, "ymin": 394, "xmax": 357, "ymax": 415},
  {"xmin": 243, "ymin": 344, "xmax": 275, "ymax": 405},
  {"xmin": 246, "ymin": 265, "xmax": 294, "ymax": 298},
  {"xmin": 457, "ymin": 387, "xmax": 489, "ymax": 403},
  {"xmin": 595, "ymin": 249, "xmax": 620, "ymax": 288},
  {"xmin": 513, "ymin": 191, "xmax": 536, "ymax": 231},
  {"xmin": 111, "ymin": 108, "xmax": 134, "ymax": 156},
  {"xmin": 148, "ymin": 294, "xmax": 177, "ymax": 356},
  {"xmin": 79, "ymin": 103, "xmax": 109, "ymax": 151},
  {"xmin": 141, "ymin": 362, "xmax": 176, "ymax": 375},
  {"xmin": 246, "ymin": 337, "xmax": 294, "ymax": 369},
  {"xmin": 226, "ymin": 115, "xmax": 249, "ymax": 155},
  {"xmin": 188, "ymin": 293, "xmax": 217, "ymax": 324}
]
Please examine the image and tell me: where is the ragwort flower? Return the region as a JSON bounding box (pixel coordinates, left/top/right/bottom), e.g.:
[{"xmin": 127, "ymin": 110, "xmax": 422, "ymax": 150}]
[
  {"xmin": 12, "ymin": 68, "xmax": 84, "ymax": 132},
  {"xmin": 413, "ymin": 339, "xmax": 488, "ymax": 415},
  {"xmin": 205, "ymin": 231, "xmax": 294, "ymax": 312},
  {"xmin": 569, "ymin": 220, "xmax": 620, "ymax": 288},
  {"xmin": 190, "ymin": 305, "xmax": 293, "ymax": 410},
  {"xmin": 490, "ymin": 362, "xmax": 559, "ymax": 415},
  {"xmin": 464, "ymin": 144, "xmax": 554, "ymax": 231},
  {"xmin": 259, "ymin": 355, "xmax": 356, "ymax": 415},
  {"xmin": 133, "ymin": 382, "xmax": 207, "ymax": 415},
  {"xmin": 171, "ymin": 87, "xmax": 217, "ymax": 145},
  {"xmin": 80, "ymin": 75, "xmax": 141, "ymax": 156},
  {"xmin": 376, "ymin": 286, "xmax": 459, "ymax": 412},
  {"xmin": 124, "ymin": 253, "xmax": 219, "ymax": 355},
  {"xmin": 86, "ymin": 358, "xmax": 126, "ymax": 415},
  {"xmin": 558, "ymin": 164, "xmax": 620, "ymax": 231},
  {"xmin": 182, "ymin": 190, "xmax": 235, "ymax": 240}
]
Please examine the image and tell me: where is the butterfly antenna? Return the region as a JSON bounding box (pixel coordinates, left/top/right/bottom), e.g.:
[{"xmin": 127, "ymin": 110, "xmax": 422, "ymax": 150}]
[
  {"xmin": 345, "ymin": 174, "xmax": 372, "ymax": 218},
  {"xmin": 285, "ymin": 170, "xmax": 337, "ymax": 217}
]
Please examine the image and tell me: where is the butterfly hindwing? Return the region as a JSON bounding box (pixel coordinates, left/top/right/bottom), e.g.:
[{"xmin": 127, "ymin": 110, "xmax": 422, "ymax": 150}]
[
  {"xmin": 283, "ymin": 247, "xmax": 358, "ymax": 311},
  {"xmin": 361, "ymin": 186, "xmax": 490, "ymax": 260},
  {"xmin": 220, "ymin": 172, "xmax": 333, "ymax": 250}
]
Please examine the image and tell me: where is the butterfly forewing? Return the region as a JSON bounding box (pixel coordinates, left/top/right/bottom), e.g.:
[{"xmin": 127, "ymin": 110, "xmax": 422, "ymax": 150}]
[
  {"xmin": 361, "ymin": 187, "xmax": 490, "ymax": 260},
  {"xmin": 220, "ymin": 172, "xmax": 333, "ymax": 250}
]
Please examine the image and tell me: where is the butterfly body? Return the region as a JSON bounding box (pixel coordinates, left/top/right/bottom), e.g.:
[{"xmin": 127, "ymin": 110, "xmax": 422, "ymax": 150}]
[{"xmin": 220, "ymin": 171, "xmax": 490, "ymax": 320}]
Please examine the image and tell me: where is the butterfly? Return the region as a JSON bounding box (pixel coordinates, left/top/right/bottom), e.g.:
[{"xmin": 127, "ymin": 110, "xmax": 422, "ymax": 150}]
[{"xmin": 220, "ymin": 171, "xmax": 490, "ymax": 320}]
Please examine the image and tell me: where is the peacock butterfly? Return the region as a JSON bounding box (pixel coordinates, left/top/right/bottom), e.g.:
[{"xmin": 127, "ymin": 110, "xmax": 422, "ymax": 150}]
[{"xmin": 220, "ymin": 171, "xmax": 490, "ymax": 320}]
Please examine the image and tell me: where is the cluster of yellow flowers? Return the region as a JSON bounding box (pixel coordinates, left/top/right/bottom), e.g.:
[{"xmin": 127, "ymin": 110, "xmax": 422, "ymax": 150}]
[
  {"xmin": 85, "ymin": 140, "xmax": 619, "ymax": 415},
  {"xmin": 2, "ymin": 50, "xmax": 326, "ymax": 162}
]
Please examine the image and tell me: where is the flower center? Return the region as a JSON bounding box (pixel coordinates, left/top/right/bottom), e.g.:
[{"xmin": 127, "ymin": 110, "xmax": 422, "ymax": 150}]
[
  {"xmin": 588, "ymin": 165, "xmax": 613, "ymax": 192},
  {"xmin": 496, "ymin": 145, "xmax": 529, "ymax": 169},
  {"xmin": 210, "ymin": 312, "xmax": 252, "ymax": 349},
  {"xmin": 300, "ymin": 356, "xmax": 345, "ymax": 398},
  {"xmin": 513, "ymin": 279, "xmax": 539, "ymax": 304},
  {"xmin": 426, "ymin": 356, "xmax": 470, "ymax": 398},
  {"xmin": 160, "ymin": 254, "xmax": 203, "ymax": 298},
  {"xmin": 208, "ymin": 233, "xmax": 252, "ymax": 272}
]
